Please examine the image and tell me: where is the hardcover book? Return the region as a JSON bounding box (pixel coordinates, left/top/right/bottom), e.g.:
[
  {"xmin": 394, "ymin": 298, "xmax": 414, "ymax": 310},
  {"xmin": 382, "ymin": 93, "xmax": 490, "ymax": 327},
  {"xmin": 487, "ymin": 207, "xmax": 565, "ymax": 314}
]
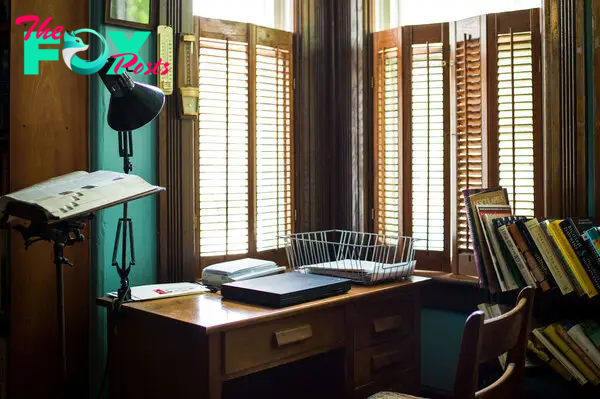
[
  {"xmin": 548, "ymin": 220, "xmax": 597, "ymax": 298},
  {"xmin": 560, "ymin": 218, "xmax": 600, "ymax": 292},
  {"xmin": 464, "ymin": 187, "xmax": 509, "ymax": 292},
  {"xmin": 516, "ymin": 219, "xmax": 556, "ymax": 288},
  {"xmin": 478, "ymin": 205, "xmax": 518, "ymax": 291},
  {"xmin": 507, "ymin": 223, "xmax": 550, "ymax": 291}
]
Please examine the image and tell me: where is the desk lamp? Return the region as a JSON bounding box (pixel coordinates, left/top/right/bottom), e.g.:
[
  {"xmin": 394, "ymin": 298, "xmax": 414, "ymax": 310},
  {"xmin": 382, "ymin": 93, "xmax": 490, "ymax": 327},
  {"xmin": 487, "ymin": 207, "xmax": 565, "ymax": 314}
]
[{"xmin": 97, "ymin": 57, "xmax": 165, "ymax": 304}]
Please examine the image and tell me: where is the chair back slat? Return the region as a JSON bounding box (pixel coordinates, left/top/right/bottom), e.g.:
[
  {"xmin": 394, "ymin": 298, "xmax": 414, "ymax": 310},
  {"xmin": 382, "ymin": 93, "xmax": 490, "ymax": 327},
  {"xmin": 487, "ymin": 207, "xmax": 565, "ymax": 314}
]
[
  {"xmin": 453, "ymin": 287, "xmax": 534, "ymax": 399},
  {"xmin": 478, "ymin": 301, "xmax": 525, "ymax": 364},
  {"xmin": 475, "ymin": 363, "xmax": 517, "ymax": 399}
]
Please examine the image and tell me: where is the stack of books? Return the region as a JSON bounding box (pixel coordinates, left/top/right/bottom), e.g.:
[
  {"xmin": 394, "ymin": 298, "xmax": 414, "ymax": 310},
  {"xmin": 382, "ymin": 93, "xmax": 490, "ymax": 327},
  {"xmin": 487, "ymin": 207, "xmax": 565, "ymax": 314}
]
[
  {"xmin": 529, "ymin": 320, "xmax": 600, "ymax": 386},
  {"xmin": 464, "ymin": 187, "xmax": 600, "ymax": 297},
  {"xmin": 479, "ymin": 301, "xmax": 600, "ymax": 386}
]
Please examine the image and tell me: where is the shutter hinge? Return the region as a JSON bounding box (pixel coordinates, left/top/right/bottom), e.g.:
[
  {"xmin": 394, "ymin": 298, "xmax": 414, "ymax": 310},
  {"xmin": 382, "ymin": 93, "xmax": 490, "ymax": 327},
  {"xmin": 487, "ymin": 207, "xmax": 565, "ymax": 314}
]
[
  {"xmin": 293, "ymin": 78, "xmax": 296, "ymax": 90},
  {"xmin": 442, "ymin": 60, "xmax": 448, "ymax": 67},
  {"xmin": 371, "ymin": 208, "xmax": 375, "ymax": 220},
  {"xmin": 539, "ymin": 59, "xmax": 541, "ymax": 73},
  {"xmin": 294, "ymin": 209, "xmax": 297, "ymax": 221},
  {"xmin": 370, "ymin": 76, "xmax": 374, "ymax": 89}
]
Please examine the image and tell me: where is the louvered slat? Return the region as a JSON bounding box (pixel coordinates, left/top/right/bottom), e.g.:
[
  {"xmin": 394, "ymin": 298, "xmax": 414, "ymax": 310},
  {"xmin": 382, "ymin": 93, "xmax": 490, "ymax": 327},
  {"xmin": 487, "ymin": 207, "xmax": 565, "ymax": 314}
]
[
  {"xmin": 198, "ymin": 37, "xmax": 250, "ymax": 256},
  {"xmin": 376, "ymin": 46, "xmax": 400, "ymax": 237},
  {"xmin": 496, "ymin": 31, "xmax": 535, "ymax": 216},
  {"xmin": 411, "ymin": 42, "xmax": 445, "ymax": 252},
  {"xmin": 256, "ymin": 44, "xmax": 292, "ymax": 251},
  {"xmin": 456, "ymin": 37, "xmax": 483, "ymax": 250}
]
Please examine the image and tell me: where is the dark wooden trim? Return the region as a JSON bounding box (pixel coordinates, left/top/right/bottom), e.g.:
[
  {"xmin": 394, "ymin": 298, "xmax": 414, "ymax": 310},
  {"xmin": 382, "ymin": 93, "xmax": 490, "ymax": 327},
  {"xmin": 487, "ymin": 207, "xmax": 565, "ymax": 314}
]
[
  {"xmin": 157, "ymin": 0, "xmax": 197, "ymax": 282},
  {"xmin": 542, "ymin": 0, "xmax": 562, "ymax": 217},
  {"xmin": 531, "ymin": 8, "xmax": 545, "ymax": 217},
  {"xmin": 105, "ymin": 0, "xmax": 158, "ymax": 30},
  {"xmin": 593, "ymin": 0, "xmax": 600, "ymax": 221}
]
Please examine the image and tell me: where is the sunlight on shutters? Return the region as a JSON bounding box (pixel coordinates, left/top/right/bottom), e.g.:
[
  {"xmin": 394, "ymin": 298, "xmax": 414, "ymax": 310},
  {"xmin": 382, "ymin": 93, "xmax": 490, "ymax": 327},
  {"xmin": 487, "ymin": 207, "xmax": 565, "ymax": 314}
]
[
  {"xmin": 255, "ymin": 44, "xmax": 292, "ymax": 251},
  {"xmin": 456, "ymin": 37, "xmax": 483, "ymax": 250},
  {"xmin": 376, "ymin": 46, "xmax": 400, "ymax": 238},
  {"xmin": 411, "ymin": 42, "xmax": 445, "ymax": 251},
  {"xmin": 198, "ymin": 37, "xmax": 250, "ymax": 256},
  {"xmin": 497, "ymin": 31, "xmax": 535, "ymax": 217}
]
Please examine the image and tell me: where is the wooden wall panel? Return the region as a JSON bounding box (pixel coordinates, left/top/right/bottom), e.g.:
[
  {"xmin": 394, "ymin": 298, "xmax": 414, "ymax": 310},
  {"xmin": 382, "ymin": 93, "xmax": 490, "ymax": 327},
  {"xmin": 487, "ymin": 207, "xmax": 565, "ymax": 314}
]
[
  {"xmin": 542, "ymin": 0, "xmax": 588, "ymax": 217},
  {"xmin": 592, "ymin": 0, "xmax": 600, "ymax": 220},
  {"xmin": 9, "ymin": 0, "xmax": 89, "ymax": 397},
  {"xmin": 294, "ymin": 0, "xmax": 336, "ymax": 232},
  {"xmin": 333, "ymin": 0, "xmax": 370, "ymax": 231}
]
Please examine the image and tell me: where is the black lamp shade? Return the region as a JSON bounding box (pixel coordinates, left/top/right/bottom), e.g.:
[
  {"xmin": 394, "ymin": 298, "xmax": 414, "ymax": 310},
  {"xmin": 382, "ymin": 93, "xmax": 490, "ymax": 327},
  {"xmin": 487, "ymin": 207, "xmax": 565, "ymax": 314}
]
[{"xmin": 98, "ymin": 57, "xmax": 166, "ymax": 131}]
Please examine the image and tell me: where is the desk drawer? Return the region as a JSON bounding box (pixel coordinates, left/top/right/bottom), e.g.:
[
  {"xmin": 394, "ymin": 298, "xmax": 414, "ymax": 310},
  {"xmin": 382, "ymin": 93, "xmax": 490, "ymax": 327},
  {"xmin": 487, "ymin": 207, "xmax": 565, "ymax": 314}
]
[
  {"xmin": 354, "ymin": 339, "xmax": 415, "ymax": 387},
  {"xmin": 354, "ymin": 295, "xmax": 414, "ymax": 349},
  {"xmin": 224, "ymin": 307, "xmax": 345, "ymax": 376}
]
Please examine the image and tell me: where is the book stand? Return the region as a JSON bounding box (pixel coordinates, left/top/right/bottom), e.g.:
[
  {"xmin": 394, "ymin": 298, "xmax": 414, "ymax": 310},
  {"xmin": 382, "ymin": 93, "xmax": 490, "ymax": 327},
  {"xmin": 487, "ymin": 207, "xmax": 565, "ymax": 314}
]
[{"xmin": 13, "ymin": 215, "xmax": 92, "ymax": 396}]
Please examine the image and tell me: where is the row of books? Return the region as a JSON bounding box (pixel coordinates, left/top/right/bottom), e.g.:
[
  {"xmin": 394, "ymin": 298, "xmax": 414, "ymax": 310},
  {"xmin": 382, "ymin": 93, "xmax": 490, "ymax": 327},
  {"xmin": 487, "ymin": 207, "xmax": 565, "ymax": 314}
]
[
  {"xmin": 529, "ymin": 319, "xmax": 600, "ymax": 386},
  {"xmin": 479, "ymin": 302, "xmax": 600, "ymax": 386},
  {"xmin": 464, "ymin": 187, "xmax": 600, "ymax": 297}
]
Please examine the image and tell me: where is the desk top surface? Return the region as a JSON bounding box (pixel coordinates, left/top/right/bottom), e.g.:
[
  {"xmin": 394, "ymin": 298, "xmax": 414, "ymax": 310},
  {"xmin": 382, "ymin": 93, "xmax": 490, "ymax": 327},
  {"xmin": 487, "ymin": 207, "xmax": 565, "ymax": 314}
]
[{"xmin": 98, "ymin": 276, "xmax": 431, "ymax": 333}]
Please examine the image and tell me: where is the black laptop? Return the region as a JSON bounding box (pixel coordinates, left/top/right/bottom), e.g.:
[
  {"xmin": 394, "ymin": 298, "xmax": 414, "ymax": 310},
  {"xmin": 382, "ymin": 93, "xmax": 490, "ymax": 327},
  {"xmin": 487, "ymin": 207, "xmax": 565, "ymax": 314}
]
[{"xmin": 220, "ymin": 272, "xmax": 351, "ymax": 308}]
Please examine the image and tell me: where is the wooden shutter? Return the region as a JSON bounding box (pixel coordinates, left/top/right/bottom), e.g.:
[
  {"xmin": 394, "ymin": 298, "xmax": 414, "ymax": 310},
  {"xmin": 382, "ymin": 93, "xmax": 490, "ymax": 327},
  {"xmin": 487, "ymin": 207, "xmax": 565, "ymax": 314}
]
[
  {"xmin": 197, "ymin": 18, "xmax": 293, "ymax": 263},
  {"xmin": 454, "ymin": 18, "xmax": 485, "ymax": 252},
  {"xmin": 487, "ymin": 9, "xmax": 542, "ymax": 217},
  {"xmin": 403, "ymin": 23, "xmax": 450, "ymax": 269},
  {"xmin": 198, "ymin": 19, "xmax": 250, "ymax": 257},
  {"xmin": 255, "ymin": 27, "xmax": 293, "ymax": 252},
  {"xmin": 373, "ymin": 28, "xmax": 402, "ymax": 238}
]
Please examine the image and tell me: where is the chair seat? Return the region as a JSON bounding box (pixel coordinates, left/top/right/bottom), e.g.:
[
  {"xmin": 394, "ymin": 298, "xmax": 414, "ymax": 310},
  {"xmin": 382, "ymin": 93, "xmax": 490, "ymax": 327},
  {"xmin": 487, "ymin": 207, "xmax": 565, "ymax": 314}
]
[{"xmin": 367, "ymin": 392, "xmax": 425, "ymax": 399}]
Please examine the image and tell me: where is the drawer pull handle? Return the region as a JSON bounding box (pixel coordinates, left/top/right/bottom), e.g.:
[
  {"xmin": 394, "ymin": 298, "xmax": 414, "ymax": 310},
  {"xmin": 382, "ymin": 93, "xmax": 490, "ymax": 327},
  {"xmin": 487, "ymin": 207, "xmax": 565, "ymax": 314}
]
[
  {"xmin": 373, "ymin": 315, "xmax": 402, "ymax": 333},
  {"xmin": 371, "ymin": 350, "xmax": 403, "ymax": 371},
  {"xmin": 274, "ymin": 324, "xmax": 313, "ymax": 347}
]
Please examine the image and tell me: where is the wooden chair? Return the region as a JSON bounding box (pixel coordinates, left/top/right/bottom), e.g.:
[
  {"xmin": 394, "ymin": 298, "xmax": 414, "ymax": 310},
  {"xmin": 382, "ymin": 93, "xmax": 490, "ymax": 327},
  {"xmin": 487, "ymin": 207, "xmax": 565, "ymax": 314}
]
[{"xmin": 369, "ymin": 286, "xmax": 534, "ymax": 399}]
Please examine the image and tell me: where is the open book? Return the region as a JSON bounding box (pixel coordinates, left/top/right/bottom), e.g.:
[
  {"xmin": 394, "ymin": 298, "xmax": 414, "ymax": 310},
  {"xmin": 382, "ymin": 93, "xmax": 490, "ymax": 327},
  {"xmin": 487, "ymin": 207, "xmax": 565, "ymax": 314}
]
[{"xmin": 0, "ymin": 171, "xmax": 164, "ymax": 223}]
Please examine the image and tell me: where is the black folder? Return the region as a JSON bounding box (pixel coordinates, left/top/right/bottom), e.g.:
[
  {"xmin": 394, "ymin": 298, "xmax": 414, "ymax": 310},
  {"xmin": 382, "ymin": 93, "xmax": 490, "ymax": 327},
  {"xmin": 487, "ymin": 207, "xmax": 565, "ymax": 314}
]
[{"xmin": 220, "ymin": 272, "xmax": 351, "ymax": 308}]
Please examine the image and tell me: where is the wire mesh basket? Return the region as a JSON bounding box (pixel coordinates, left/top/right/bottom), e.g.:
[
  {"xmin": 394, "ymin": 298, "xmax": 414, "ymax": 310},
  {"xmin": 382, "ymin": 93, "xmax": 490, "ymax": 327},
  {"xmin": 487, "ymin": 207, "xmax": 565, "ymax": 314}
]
[{"xmin": 281, "ymin": 230, "xmax": 418, "ymax": 284}]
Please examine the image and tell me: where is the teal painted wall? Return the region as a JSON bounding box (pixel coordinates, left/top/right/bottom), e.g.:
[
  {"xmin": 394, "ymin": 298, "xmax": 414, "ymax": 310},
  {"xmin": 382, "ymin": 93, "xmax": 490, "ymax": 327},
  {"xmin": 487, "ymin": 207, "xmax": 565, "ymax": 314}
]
[
  {"xmin": 421, "ymin": 309, "xmax": 467, "ymax": 392},
  {"xmin": 89, "ymin": 1, "xmax": 158, "ymax": 394}
]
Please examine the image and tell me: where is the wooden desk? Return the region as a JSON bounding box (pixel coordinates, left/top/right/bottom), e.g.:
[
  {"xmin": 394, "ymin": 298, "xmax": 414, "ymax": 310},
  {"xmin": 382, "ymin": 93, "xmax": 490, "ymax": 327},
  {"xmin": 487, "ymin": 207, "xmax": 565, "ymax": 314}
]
[{"xmin": 99, "ymin": 276, "xmax": 431, "ymax": 399}]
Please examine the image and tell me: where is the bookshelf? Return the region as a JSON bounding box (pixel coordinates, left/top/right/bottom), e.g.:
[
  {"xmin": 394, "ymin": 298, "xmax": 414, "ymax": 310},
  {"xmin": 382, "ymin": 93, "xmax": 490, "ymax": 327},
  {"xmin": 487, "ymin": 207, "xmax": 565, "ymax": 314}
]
[{"xmin": 461, "ymin": 188, "xmax": 600, "ymax": 395}]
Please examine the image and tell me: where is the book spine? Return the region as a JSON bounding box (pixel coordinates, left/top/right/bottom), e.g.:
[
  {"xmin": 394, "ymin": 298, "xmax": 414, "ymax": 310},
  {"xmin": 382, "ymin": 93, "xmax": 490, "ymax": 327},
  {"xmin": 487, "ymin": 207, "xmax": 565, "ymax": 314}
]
[
  {"xmin": 498, "ymin": 225, "xmax": 537, "ymax": 288},
  {"xmin": 549, "ymin": 221, "xmax": 598, "ymax": 298},
  {"xmin": 486, "ymin": 218, "xmax": 519, "ymax": 290},
  {"xmin": 463, "ymin": 190, "xmax": 488, "ymax": 289},
  {"xmin": 530, "ymin": 338, "xmax": 573, "ymax": 382},
  {"xmin": 580, "ymin": 320, "xmax": 600, "ymax": 351},
  {"xmin": 541, "ymin": 221, "xmax": 585, "ymax": 296},
  {"xmin": 568, "ymin": 325, "xmax": 600, "ymax": 370},
  {"xmin": 524, "ymin": 220, "xmax": 574, "ymax": 295},
  {"xmin": 589, "ymin": 228, "xmax": 600, "ymax": 252},
  {"xmin": 545, "ymin": 325, "xmax": 600, "ymax": 384},
  {"xmin": 517, "ymin": 220, "xmax": 556, "ymax": 288},
  {"xmin": 581, "ymin": 235, "xmax": 600, "ymax": 290},
  {"xmin": 561, "ymin": 221, "xmax": 600, "ymax": 292},
  {"xmin": 533, "ymin": 328, "xmax": 588, "ymax": 385},
  {"xmin": 555, "ymin": 324, "xmax": 600, "ymax": 379},
  {"xmin": 495, "ymin": 221, "xmax": 525, "ymax": 288},
  {"xmin": 508, "ymin": 224, "xmax": 550, "ymax": 291}
]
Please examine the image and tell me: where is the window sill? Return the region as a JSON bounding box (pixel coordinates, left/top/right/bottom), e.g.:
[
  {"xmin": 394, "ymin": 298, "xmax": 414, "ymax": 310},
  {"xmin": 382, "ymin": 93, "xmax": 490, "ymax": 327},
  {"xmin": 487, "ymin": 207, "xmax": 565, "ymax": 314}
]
[{"xmin": 413, "ymin": 270, "xmax": 480, "ymax": 285}]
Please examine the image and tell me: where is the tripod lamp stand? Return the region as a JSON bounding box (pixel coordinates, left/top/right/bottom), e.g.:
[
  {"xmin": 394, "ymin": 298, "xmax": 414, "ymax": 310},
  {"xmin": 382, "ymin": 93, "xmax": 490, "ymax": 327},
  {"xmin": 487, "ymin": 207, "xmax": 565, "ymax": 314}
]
[{"xmin": 97, "ymin": 57, "xmax": 166, "ymax": 304}]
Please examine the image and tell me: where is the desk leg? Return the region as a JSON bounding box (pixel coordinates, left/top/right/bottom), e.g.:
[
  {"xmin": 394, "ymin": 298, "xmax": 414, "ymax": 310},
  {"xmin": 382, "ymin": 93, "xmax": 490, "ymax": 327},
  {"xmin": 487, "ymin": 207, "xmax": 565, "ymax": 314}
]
[{"xmin": 208, "ymin": 333, "xmax": 223, "ymax": 399}]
